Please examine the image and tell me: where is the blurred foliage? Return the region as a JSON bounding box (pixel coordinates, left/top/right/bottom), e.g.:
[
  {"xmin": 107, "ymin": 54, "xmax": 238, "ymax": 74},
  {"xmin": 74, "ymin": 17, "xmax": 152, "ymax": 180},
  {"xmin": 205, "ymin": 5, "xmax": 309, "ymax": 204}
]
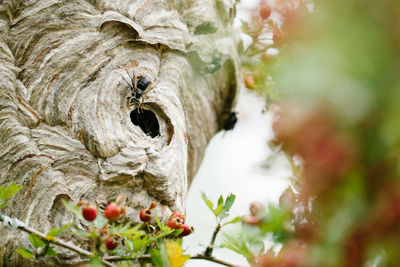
[{"xmin": 234, "ymin": 0, "xmax": 400, "ymax": 266}]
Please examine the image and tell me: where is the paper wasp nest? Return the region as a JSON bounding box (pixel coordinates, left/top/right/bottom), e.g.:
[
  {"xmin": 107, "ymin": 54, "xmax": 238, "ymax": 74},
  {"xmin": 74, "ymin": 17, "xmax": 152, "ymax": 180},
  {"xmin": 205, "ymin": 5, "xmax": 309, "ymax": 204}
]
[{"xmin": 0, "ymin": 0, "xmax": 239, "ymax": 264}]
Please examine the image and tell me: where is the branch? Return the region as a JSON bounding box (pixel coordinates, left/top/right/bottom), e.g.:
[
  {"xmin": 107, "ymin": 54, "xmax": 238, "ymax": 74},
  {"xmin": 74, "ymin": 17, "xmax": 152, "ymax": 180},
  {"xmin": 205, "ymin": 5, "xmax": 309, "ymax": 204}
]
[
  {"xmin": 0, "ymin": 213, "xmax": 116, "ymax": 267},
  {"xmin": 191, "ymin": 255, "xmax": 246, "ymax": 267},
  {"xmin": 204, "ymin": 223, "xmax": 221, "ymax": 257},
  {"xmin": 103, "ymin": 254, "xmax": 245, "ymax": 267}
]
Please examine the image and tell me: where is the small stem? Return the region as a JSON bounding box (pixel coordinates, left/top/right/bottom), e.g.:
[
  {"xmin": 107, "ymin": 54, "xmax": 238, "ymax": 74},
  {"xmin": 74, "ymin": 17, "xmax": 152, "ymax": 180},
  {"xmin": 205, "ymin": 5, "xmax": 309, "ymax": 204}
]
[
  {"xmin": 191, "ymin": 255, "xmax": 245, "ymax": 267},
  {"xmin": 204, "ymin": 223, "xmax": 221, "ymax": 257},
  {"xmin": 39, "ymin": 243, "xmax": 50, "ymax": 257}
]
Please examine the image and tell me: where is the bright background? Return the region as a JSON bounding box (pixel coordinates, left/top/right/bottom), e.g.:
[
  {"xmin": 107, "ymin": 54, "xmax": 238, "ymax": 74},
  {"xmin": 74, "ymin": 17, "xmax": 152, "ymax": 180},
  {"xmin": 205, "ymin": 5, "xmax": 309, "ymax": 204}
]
[
  {"xmin": 183, "ymin": 88, "xmax": 291, "ymax": 266},
  {"xmin": 183, "ymin": 1, "xmax": 292, "ymax": 266}
]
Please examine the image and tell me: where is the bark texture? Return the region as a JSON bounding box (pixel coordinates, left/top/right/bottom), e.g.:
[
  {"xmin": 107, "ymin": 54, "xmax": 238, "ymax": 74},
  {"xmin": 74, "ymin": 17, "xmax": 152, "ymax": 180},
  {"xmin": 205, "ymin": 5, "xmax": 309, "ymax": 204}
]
[{"xmin": 0, "ymin": 0, "xmax": 240, "ymax": 265}]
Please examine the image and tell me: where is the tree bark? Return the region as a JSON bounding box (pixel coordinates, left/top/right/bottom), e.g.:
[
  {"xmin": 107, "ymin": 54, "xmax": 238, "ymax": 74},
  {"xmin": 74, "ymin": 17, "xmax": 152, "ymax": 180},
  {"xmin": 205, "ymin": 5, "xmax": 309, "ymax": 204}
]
[{"xmin": 0, "ymin": 0, "xmax": 239, "ymax": 265}]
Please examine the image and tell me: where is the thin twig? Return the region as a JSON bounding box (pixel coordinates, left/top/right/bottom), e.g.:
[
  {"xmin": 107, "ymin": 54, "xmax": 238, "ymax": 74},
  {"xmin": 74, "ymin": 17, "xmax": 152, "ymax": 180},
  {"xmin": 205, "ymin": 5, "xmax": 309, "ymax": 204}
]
[
  {"xmin": 0, "ymin": 214, "xmax": 116, "ymax": 267},
  {"xmin": 204, "ymin": 223, "xmax": 221, "ymax": 257},
  {"xmin": 104, "ymin": 254, "xmax": 244, "ymax": 267},
  {"xmin": 191, "ymin": 255, "xmax": 246, "ymax": 267}
]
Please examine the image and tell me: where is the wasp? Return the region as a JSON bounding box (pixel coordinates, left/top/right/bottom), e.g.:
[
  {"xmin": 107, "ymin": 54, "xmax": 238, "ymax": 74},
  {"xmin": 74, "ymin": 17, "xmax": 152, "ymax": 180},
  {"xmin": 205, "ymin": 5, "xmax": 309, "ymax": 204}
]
[{"xmin": 123, "ymin": 69, "xmax": 155, "ymax": 107}]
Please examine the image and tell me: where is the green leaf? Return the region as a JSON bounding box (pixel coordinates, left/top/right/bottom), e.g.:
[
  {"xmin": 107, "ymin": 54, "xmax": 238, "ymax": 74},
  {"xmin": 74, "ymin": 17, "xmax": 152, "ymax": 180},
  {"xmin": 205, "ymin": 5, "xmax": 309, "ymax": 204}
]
[
  {"xmin": 47, "ymin": 224, "xmax": 71, "ymax": 237},
  {"xmin": 0, "ymin": 201, "xmax": 8, "ymax": 208},
  {"xmin": 223, "ymin": 194, "xmax": 236, "ymax": 212},
  {"xmin": 194, "ymin": 21, "xmax": 218, "ymax": 35},
  {"xmin": 124, "ymin": 236, "xmax": 134, "ymax": 251},
  {"xmin": 16, "ymin": 247, "xmax": 35, "ymax": 259},
  {"xmin": 214, "ymin": 203, "xmax": 224, "ymax": 217},
  {"xmin": 217, "ymin": 196, "xmax": 224, "ymax": 207},
  {"xmin": 222, "ymin": 216, "xmax": 241, "ymax": 227},
  {"xmin": 45, "ymin": 246, "xmax": 58, "ymax": 257},
  {"xmin": 0, "ymin": 186, "xmax": 6, "ymax": 200},
  {"xmin": 0, "ymin": 183, "xmax": 21, "ymax": 202},
  {"xmin": 29, "ymin": 234, "xmax": 46, "ymax": 249},
  {"xmin": 201, "ymin": 192, "xmax": 214, "ymax": 212},
  {"xmin": 151, "ymin": 248, "xmax": 164, "ymax": 267}
]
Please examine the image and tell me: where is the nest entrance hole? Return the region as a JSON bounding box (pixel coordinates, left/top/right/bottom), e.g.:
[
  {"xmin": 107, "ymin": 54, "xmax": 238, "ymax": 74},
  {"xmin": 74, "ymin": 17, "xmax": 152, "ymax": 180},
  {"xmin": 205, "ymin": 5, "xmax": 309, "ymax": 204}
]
[{"xmin": 130, "ymin": 109, "xmax": 160, "ymax": 138}]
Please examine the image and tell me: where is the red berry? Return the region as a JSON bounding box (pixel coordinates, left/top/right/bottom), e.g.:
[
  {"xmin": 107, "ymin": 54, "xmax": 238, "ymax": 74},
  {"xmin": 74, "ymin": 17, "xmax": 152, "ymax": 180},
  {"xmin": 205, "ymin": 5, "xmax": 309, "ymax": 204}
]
[
  {"xmin": 139, "ymin": 209, "xmax": 152, "ymax": 222},
  {"xmin": 105, "ymin": 237, "xmax": 118, "ymax": 250},
  {"xmin": 81, "ymin": 203, "xmax": 97, "ymax": 222},
  {"xmin": 139, "ymin": 202, "xmax": 157, "ymax": 222},
  {"xmin": 170, "ymin": 211, "xmax": 185, "ymax": 222},
  {"xmin": 167, "ymin": 216, "xmax": 183, "ymax": 229},
  {"xmin": 244, "ymin": 75, "xmax": 255, "ymax": 89},
  {"xmin": 259, "ymin": 4, "xmax": 271, "ymax": 20},
  {"xmin": 249, "ymin": 202, "xmax": 264, "ymax": 217},
  {"xmin": 178, "ymin": 224, "xmax": 194, "ymax": 237},
  {"xmin": 104, "ymin": 202, "xmax": 121, "ymax": 221}
]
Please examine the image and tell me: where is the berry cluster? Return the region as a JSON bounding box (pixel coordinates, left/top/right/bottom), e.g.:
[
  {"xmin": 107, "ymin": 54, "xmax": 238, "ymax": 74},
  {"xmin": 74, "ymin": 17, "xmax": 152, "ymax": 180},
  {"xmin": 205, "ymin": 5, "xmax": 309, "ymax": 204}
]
[{"xmin": 78, "ymin": 195, "xmax": 127, "ymax": 250}]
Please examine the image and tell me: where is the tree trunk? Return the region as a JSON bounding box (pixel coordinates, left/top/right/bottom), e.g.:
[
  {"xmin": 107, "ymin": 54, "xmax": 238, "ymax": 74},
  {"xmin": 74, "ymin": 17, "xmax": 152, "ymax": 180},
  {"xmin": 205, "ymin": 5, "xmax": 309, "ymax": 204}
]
[{"xmin": 0, "ymin": 0, "xmax": 239, "ymax": 265}]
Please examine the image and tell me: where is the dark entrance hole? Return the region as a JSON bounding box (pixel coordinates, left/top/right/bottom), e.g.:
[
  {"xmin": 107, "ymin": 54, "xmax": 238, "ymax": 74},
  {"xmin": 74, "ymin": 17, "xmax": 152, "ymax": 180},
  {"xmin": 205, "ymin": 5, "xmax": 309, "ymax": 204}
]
[{"xmin": 130, "ymin": 109, "xmax": 160, "ymax": 138}]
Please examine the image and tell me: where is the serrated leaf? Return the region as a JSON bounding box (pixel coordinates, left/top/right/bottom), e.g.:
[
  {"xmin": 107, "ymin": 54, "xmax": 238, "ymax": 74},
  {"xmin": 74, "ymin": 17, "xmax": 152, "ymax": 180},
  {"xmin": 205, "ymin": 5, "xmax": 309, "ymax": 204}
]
[
  {"xmin": 222, "ymin": 216, "xmax": 241, "ymax": 227},
  {"xmin": 45, "ymin": 246, "xmax": 58, "ymax": 256},
  {"xmin": 201, "ymin": 192, "xmax": 214, "ymax": 212},
  {"xmin": 16, "ymin": 247, "xmax": 35, "ymax": 259},
  {"xmin": 29, "ymin": 234, "xmax": 46, "ymax": 249},
  {"xmin": 47, "ymin": 224, "xmax": 71, "ymax": 237},
  {"xmin": 223, "ymin": 194, "xmax": 236, "ymax": 212},
  {"xmin": 194, "ymin": 21, "xmax": 218, "ymax": 35}
]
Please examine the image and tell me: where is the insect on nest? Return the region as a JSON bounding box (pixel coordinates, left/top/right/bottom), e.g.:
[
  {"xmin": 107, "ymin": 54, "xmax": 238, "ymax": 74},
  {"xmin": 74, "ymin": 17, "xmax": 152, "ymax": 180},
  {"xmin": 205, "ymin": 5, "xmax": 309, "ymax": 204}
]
[{"xmin": 123, "ymin": 69, "xmax": 156, "ymax": 109}]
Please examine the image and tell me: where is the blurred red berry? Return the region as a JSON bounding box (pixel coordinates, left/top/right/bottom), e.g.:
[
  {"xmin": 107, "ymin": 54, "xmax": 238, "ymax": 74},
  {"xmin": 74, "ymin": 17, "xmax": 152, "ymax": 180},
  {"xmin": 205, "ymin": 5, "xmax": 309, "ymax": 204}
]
[
  {"xmin": 105, "ymin": 237, "xmax": 118, "ymax": 250},
  {"xmin": 81, "ymin": 203, "xmax": 97, "ymax": 222},
  {"xmin": 242, "ymin": 215, "xmax": 260, "ymax": 225},
  {"xmin": 178, "ymin": 224, "xmax": 194, "ymax": 237},
  {"xmin": 249, "ymin": 202, "xmax": 264, "ymax": 217},
  {"xmin": 104, "ymin": 202, "xmax": 121, "ymax": 221},
  {"xmin": 259, "ymin": 4, "xmax": 271, "ymax": 20},
  {"xmin": 244, "ymin": 75, "xmax": 256, "ymax": 89}
]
